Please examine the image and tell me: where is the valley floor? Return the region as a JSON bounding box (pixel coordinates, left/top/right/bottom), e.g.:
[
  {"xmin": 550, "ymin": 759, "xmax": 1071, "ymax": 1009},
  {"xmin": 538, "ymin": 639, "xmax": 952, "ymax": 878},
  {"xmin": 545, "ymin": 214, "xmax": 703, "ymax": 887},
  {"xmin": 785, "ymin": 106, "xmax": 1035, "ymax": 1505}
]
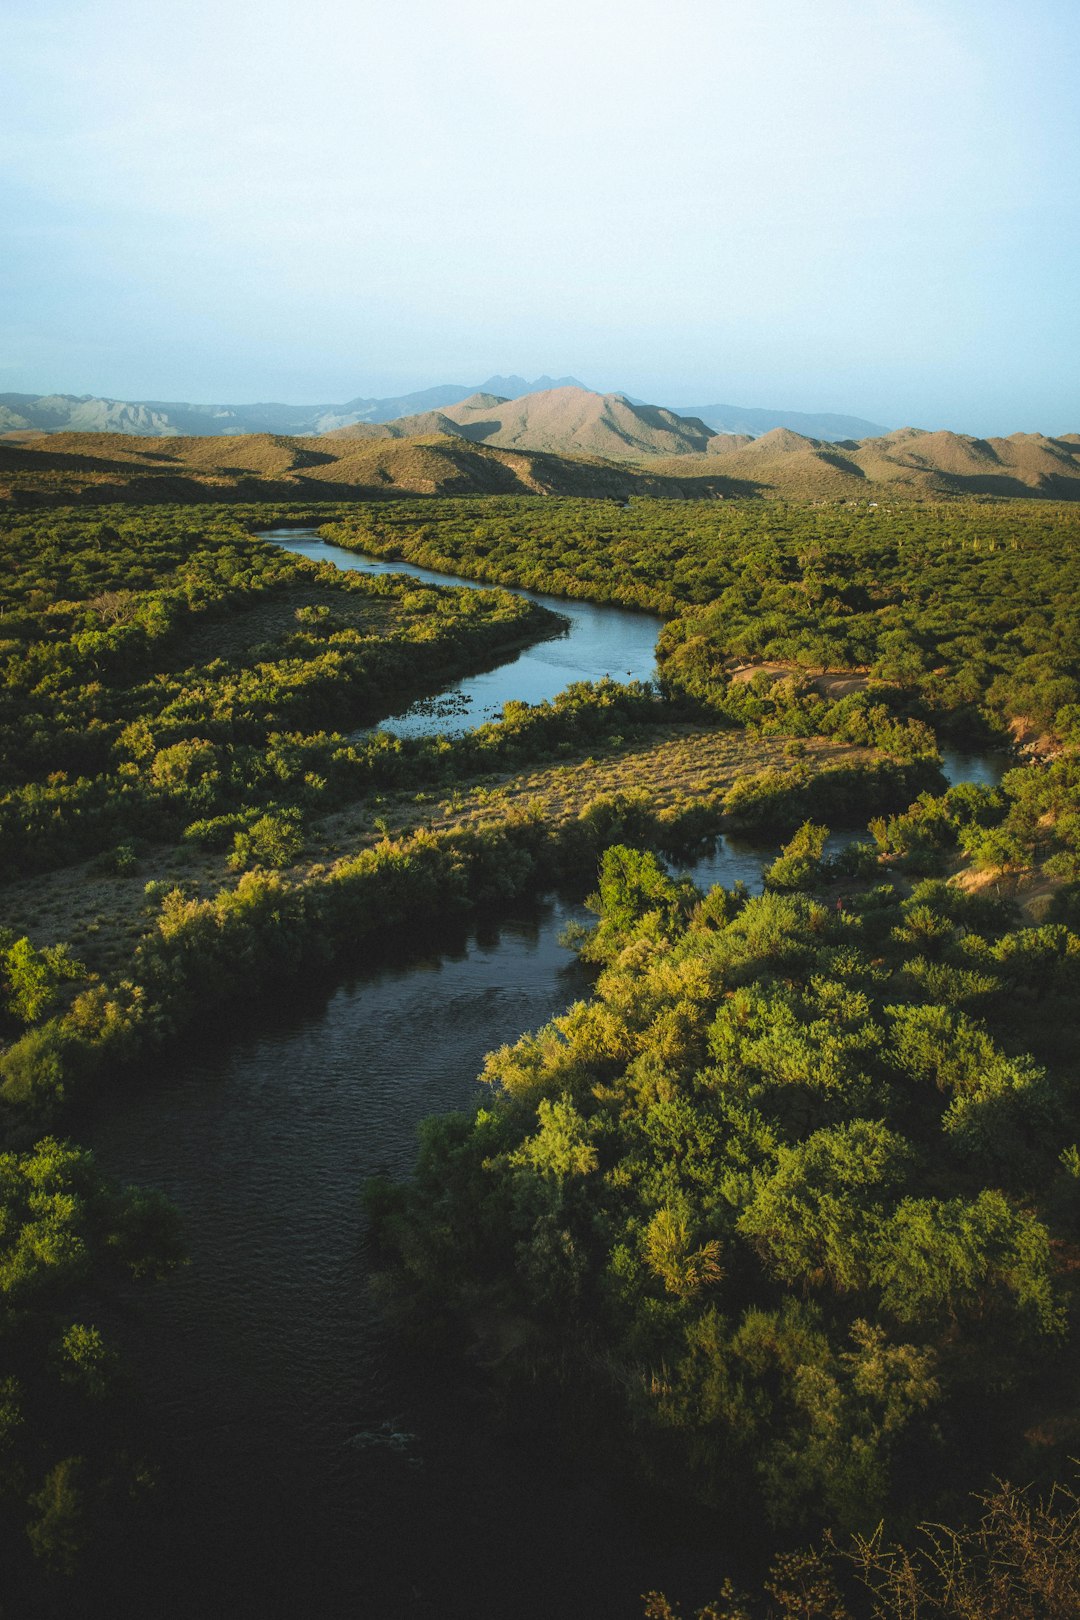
[{"xmin": 0, "ymin": 725, "xmax": 867, "ymax": 980}]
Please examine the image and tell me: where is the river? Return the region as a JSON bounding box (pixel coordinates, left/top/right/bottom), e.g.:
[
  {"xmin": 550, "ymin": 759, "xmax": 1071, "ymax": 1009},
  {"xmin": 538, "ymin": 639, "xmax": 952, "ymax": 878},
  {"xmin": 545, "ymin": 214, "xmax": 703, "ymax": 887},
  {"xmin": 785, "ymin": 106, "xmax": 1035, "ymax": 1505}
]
[
  {"xmin": 81, "ymin": 529, "xmax": 1010, "ymax": 1619},
  {"xmin": 264, "ymin": 526, "xmax": 661, "ymax": 736}
]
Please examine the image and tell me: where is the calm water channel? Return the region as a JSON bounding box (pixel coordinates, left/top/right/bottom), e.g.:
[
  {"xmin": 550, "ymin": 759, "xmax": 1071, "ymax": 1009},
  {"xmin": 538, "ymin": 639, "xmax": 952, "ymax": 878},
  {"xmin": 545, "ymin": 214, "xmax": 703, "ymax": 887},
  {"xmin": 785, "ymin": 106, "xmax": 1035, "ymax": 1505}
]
[
  {"xmin": 81, "ymin": 530, "xmax": 1010, "ymax": 1619},
  {"xmin": 264, "ymin": 526, "xmax": 661, "ymax": 735}
]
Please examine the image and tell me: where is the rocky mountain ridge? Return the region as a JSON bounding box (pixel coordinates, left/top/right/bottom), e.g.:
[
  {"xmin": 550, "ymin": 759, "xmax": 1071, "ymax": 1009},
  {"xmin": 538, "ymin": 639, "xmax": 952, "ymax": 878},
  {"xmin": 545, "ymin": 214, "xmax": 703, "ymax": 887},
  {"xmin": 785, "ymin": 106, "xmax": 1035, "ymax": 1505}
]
[
  {"xmin": 0, "ymin": 375, "xmax": 589, "ymax": 439},
  {"xmin": 3, "ymin": 418, "xmax": 1079, "ymax": 508},
  {"xmin": 330, "ymin": 386, "xmax": 720, "ymax": 459},
  {"xmin": 0, "ymin": 377, "xmax": 882, "ymax": 443}
]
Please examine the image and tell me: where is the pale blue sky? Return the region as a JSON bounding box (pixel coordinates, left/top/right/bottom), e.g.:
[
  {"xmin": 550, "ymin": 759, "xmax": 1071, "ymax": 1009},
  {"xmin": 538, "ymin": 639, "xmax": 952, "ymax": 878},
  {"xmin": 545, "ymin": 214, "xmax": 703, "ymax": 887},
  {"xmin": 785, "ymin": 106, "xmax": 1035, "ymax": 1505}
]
[{"xmin": 2, "ymin": 0, "xmax": 1077, "ymax": 433}]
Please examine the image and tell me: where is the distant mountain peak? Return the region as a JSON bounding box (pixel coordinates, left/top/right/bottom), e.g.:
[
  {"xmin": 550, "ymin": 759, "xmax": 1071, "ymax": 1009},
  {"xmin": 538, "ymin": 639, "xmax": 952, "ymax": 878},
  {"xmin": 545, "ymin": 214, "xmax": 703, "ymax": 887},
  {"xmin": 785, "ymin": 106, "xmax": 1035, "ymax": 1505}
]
[
  {"xmin": 677, "ymin": 402, "xmax": 890, "ymax": 443},
  {"xmin": 5, "ymin": 416, "xmax": 1080, "ymax": 504},
  {"xmin": 360, "ymin": 384, "xmax": 720, "ymax": 461},
  {"xmin": 477, "ymin": 374, "xmax": 590, "ymax": 399},
  {"xmin": 457, "ymin": 391, "xmax": 510, "ymax": 408}
]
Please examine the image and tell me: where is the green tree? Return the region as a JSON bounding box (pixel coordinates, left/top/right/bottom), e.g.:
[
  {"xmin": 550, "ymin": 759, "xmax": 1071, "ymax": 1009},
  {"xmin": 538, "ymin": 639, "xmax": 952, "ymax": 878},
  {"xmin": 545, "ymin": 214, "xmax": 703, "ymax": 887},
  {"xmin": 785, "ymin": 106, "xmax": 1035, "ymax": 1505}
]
[
  {"xmin": 763, "ymin": 822, "xmax": 831, "ymax": 891},
  {"xmin": 2, "ymin": 938, "xmax": 87, "ymax": 1026}
]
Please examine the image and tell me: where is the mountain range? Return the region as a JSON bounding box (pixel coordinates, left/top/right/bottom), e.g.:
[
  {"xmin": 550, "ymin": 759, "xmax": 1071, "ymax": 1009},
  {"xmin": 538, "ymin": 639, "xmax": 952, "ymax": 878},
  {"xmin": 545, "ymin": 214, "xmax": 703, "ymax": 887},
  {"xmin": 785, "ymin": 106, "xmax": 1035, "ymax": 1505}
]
[
  {"xmin": 649, "ymin": 424, "xmax": 1080, "ymax": 500},
  {"xmin": 3, "ymin": 417, "xmax": 1079, "ymax": 509},
  {"xmin": 681, "ymin": 401, "xmax": 888, "ymax": 439},
  {"xmin": 0, "ymin": 377, "xmax": 885, "ymax": 443},
  {"xmin": 0, "ymin": 376, "xmax": 588, "ymax": 439},
  {"xmin": 331, "ymin": 388, "xmax": 722, "ymax": 458}
]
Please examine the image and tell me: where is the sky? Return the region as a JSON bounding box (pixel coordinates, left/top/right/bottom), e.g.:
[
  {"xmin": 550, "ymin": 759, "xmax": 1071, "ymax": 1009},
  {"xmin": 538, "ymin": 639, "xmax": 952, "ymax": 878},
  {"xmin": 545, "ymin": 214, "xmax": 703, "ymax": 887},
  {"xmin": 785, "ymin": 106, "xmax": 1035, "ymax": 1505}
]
[{"xmin": 1, "ymin": 0, "xmax": 1078, "ymax": 434}]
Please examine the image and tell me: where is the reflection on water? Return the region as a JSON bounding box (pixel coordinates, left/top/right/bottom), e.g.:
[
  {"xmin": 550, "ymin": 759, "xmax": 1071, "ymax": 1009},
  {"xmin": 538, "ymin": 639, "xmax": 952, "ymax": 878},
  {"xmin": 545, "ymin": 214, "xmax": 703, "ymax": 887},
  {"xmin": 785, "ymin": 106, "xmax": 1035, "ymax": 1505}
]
[
  {"xmin": 682, "ymin": 828, "xmax": 856, "ymax": 895},
  {"xmin": 75, "ymin": 530, "xmax": 1014, "ymax": 1617},
  {"xmin": 264, "ymin": 527, "xmax": 661, "ymax": 736},
  {"xmin": 86, "ymin": 897, "xmax": 723, "ymax": 1619},
  {"xmin": 87, "ymin": 834, "xmax": 830, "ymax": 1617},
  {"xmin": 941, "ymin": 746, "xmax": 1011, "ymax": 789}
]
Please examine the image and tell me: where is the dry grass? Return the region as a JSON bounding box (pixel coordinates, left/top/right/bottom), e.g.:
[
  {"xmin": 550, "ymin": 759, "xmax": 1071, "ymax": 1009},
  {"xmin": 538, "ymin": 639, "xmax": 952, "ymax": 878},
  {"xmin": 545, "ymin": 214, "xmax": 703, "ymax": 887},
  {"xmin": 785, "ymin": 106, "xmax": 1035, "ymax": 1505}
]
[
  {"xmin": 953, "ymin": 861, "xmax": 1066, "ymax": 923},
  {"xmin": 415, "ymin": 727, "xmax": 865, "ymax": 830},
  {"xmin": 0, "ymin": 725, "xmax": 869, "ymax": 975},
  {"xmin": 727, "ymin": 661, "xmax": 873, "ymax": 698},
  {"xmin": 0, "ymin": 846, "xmax": 228, "ymax": 976}
]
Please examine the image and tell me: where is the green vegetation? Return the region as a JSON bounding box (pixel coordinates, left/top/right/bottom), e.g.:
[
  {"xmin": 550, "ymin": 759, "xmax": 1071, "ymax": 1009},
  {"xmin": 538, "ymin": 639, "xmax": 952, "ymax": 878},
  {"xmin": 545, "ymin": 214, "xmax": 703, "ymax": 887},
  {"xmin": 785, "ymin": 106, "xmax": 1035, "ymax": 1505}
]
[
  {"xmin": 320, "ymin": 495, "xmax": 1080, "ymax": 1595},
  {"xmin": 0, "ymin": 1137, "xmax": 182, "ymax": 1581},
  {"xmin": 6, "ymin": 490, "xmax": 1080, "ymax": 1605},
  {"xmin": 0, "ymin": 748, "xmax": 928, "ymax": 1133},
  {"xmin": 0, "ymin": 504, "xmax": 559, "ymax": 876},
  {"xmin": 0, "ymin": 498, "xmax": 569, "ymax": 1592},
  {"xmin": 371, "ymin": 813, "xmax": 1080, "ymax": 1542},
  {"xmin": 327, "ymin": 495, "xmax": 1080, "ymax": 745},
  {"xmin": 1, "ymin": 501, "xmax": 930, "ymax": 1137}
]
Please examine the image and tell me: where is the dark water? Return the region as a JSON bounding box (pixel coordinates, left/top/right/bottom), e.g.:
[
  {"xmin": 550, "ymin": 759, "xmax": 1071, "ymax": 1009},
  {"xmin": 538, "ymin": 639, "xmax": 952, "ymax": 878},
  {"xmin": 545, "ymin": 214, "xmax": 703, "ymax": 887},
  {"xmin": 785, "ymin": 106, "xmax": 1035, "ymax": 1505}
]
[
  {"xmin": 264, "ymin": 526, "xmax": 661, "ymax": 735},
  {"xmin": 687, "ymin": 751, "xmax": 1010, "ymax": 898},
  {"xmin": 81, "ymin": 533, "xmax": 1010, "ymax": 1618},
  {"xmin": 87, "ymin": 859, "xmax": 814, "ymax": 1619},
  {"xmin": 940, "ymin": 746, "xmax": 1011, "ymax": 789},
  {"xmin": 89, "ymin": 901, "xmax": 663, "ymax": 1620}
]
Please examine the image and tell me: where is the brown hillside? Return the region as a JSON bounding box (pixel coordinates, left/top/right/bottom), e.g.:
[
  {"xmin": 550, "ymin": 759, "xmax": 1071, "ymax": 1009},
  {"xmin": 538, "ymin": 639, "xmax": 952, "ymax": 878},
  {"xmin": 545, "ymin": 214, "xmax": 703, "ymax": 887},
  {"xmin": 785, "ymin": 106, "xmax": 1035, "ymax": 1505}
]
[
  {"xmin": 642, "ymin": 426, "xmax": 1080, "ymax": 500},
  {"xmin": 3, "ymin": 423, "xmax": 1079, "ymax": 508},
  {"xmin": 706, "ymin": 434, "xmax": 755, "ymax": 455},
  {"xmin": 734, "ymin": 427, "xmax": 821, "ymax": 457},
  {"xmin": 853, "ymin": 429, "xmax": 1080, "ymax": 497},
  {"xmin": 650, "ymin": 429, "xmax": 867, "ymax": 499},
  {"xmin": 997, "ymin": 433, "xmax": 1080, "ymax": 480},
  {"xmin": 646, "ymin": 442, "xmax": 868, "ymax": 500},
  {"xmin": 884, "ymin": 431, "xmax": 1003, "ymax": 476},
  {"xmin": 0, "ymin": 430, "xmax": 755, "ymax": 507},
  {"xmin": 333, "ymin": 385, "xmax": 717, "ymax": 460},
  {"xmin": 328, "ymin": 396, "xmax": 511, "ymax": 443},
  {"xmin": 873, "ymin": 427, "xmax": 931, "ymax": 448}
]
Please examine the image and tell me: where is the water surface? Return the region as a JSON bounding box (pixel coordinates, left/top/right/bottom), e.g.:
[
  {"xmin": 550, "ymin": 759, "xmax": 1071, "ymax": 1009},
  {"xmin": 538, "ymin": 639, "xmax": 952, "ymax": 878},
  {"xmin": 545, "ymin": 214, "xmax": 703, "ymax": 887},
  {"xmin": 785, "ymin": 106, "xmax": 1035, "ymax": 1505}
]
[
  {"xmin": 79, "ymin": 529, "xmax": 1012, "ymax": 1617},
  {"xmin": 264, "ymin": 527, "xmax": 660, "ymax": 735}
]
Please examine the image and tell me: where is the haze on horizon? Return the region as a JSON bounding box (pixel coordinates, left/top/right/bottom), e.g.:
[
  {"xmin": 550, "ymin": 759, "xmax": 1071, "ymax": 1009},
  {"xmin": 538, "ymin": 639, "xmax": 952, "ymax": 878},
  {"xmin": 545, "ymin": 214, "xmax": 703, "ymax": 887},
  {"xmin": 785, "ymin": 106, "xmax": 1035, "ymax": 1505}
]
[{"xmin": 2, "ymin": 0, "xmax": 1077, "ymax": 439}]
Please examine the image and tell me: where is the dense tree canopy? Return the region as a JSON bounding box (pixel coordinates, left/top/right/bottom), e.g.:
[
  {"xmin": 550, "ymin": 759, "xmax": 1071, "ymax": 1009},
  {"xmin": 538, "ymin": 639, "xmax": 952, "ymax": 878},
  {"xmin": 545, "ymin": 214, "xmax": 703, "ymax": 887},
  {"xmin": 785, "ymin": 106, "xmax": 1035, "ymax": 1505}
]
[
  {"xmin": 372, "ymin": 818, "xmax": 1080, "ymax": 1537},
  {"xmin": 5, "ymin": 490, "xmax": 1080, "ymax": 1603},
  {"xmin": 326, "ymin": 496, "xmax": 1080, "ymax": 743},
  {"xmin": 0, "ymin": 1137, "xmax": 182, "ymax": 1585},
  {"xmin": 0, "ymin": 504, "xmax": 563, "ymax": 874}
]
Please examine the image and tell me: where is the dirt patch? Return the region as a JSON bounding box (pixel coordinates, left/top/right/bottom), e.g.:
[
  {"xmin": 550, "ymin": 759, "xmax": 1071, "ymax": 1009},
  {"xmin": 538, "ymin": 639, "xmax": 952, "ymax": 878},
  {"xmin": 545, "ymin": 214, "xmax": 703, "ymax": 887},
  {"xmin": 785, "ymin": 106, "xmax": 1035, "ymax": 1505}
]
[
  {"xmin": 813, "ymin": 672, "xmax": 871, "ymax": 698},
  {"xmin": 726, "ymin": 660, "xmax": 871, "ymax": 698},
  {"xmin": 727, "ymin": 661, "xmax": 796, "ymax": 686},
  {"xmin": 953, "ymin": 861, "xmax": 1065, "ymax": 922},
  {"xmin": 1008, "ymin": 715, "xmax": 1062, "ymax": 760}
]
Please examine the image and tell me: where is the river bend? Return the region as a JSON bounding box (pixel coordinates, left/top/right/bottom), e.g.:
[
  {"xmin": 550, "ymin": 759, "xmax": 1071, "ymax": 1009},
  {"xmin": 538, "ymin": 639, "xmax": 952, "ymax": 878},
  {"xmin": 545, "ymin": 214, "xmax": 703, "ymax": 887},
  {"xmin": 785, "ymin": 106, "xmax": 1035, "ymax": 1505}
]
[{"xmin": 82, "ymin": 528, "xmax": 1009, "ymax": 1618}]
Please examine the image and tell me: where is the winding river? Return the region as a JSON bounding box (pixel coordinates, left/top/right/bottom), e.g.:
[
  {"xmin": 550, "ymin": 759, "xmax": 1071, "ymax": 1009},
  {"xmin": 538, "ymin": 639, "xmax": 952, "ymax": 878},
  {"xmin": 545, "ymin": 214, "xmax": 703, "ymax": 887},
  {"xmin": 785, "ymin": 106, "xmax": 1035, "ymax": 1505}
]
[
  {"xmin": 264, "ymin": 525, "xmax": 662, "ymax": 735},
  {"xmin": 81, "ymin": 530, "xmax": 1009, "ymax": 1619}
]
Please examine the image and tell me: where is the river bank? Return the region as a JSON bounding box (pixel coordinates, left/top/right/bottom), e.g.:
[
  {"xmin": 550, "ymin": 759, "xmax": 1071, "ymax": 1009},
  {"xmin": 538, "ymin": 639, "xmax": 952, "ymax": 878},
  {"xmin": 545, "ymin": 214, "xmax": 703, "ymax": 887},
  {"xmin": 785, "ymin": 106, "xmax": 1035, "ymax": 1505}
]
[
  {"xmin": 50, "ymin": 538, "xmax": 1006, "ymax": 1618},
  {"xmin": 1, "ymin": 516, "xmax": 1021, "ymax": 1617}
]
